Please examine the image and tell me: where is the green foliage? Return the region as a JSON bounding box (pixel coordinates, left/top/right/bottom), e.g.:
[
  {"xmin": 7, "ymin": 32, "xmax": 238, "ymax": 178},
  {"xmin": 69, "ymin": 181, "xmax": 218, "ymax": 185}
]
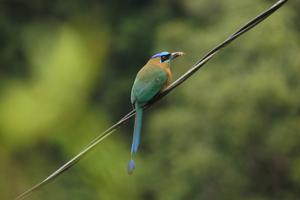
[{"xmin": 0, "ymin": 0, "xmax": 299, "ymax": 200}]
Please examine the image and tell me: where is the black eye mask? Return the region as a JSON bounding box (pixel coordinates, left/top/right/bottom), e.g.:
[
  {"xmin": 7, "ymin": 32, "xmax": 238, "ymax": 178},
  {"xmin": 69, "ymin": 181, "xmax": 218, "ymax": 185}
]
[{"xmin": 160, "ymin": 54, "xmax": 171, "ymax": 62}]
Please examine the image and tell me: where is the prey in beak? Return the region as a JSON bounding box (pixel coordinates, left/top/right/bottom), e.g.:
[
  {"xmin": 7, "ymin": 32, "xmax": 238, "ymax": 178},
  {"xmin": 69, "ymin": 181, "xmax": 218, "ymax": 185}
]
[{"xmin": 170, "ymin": 51, "xmax": 185, "ymax": 60}]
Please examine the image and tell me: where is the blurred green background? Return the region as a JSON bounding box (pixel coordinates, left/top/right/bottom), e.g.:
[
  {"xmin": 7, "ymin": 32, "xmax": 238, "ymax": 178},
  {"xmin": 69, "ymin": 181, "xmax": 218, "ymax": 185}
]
[{"xmin": 1, "ymin": 0, "xmax": 299, "ymax": 199}]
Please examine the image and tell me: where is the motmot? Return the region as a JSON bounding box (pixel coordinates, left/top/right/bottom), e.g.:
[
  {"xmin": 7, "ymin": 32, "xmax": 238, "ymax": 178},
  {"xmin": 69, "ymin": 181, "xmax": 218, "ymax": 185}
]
[{"xmin": 128, "ymin": 51, "xmax": 184, "ymax": 174}]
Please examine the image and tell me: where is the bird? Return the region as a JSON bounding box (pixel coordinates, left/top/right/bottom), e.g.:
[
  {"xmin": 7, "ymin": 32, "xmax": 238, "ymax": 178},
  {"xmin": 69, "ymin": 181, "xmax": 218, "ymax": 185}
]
[{"xmin": 128, "ymin": 51, "xmax": 184, "ymax": 174}]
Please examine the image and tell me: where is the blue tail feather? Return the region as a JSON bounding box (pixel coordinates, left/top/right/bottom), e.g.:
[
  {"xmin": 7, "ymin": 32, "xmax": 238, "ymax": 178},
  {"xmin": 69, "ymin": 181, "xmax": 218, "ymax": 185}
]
[
  {"xmin": 127, "ymin": 159, "xmax": 135, "ymax": 175},
  {"xmin": 131, "ymin": 102, "xmax": 143, "ymax": 154},
  {"xmin": 128, "ymin": 102, "xmax": 143, "ymax": 174}
]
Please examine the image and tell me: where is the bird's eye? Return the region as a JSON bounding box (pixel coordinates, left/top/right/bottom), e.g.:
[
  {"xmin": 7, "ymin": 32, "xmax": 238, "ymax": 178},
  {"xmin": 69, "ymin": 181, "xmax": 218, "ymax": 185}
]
[{"xmin": 161, "ymin": 54, "xmax": 170, "ymax": 62}]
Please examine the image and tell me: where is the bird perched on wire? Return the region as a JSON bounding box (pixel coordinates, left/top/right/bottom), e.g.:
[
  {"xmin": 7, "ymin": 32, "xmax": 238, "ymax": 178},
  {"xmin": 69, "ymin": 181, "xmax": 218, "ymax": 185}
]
[{"xmin": 128, "ymin": 51, "xmax": 184, "ymax": 174}]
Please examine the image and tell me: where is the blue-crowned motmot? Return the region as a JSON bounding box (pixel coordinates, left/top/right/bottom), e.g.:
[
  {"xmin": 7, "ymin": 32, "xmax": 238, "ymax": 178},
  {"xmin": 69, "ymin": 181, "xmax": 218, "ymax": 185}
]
[{"xmin": 128, "ymin": 51, "xmax": 184, "ymax": 174}]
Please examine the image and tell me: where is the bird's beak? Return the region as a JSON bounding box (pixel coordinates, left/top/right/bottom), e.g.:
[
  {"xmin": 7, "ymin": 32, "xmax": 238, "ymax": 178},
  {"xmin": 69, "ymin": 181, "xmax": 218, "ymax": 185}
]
[{"xmin": 170, "ymin": 52, "xmax": 185, "ymax": 60}]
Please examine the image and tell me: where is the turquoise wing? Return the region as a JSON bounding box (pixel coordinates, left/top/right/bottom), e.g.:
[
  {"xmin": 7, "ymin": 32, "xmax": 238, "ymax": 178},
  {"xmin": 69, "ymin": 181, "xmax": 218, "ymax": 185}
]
[{"xmin": 131, "ymin": 65, "xmax": 167, "ymax": 105}]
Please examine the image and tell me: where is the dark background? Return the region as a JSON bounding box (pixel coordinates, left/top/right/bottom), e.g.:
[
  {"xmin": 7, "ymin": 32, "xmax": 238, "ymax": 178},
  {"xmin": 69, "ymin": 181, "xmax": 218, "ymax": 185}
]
[{"xmin": 1, "ymin": 0, "xmax": 300, "ymax": 199}]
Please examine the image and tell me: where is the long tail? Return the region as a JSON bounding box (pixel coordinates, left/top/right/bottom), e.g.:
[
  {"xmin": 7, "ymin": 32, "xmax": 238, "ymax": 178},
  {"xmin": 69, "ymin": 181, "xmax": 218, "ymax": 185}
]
[{"xmin": 127, "ymin": 102, "xmax": 143, "ymax": 174}]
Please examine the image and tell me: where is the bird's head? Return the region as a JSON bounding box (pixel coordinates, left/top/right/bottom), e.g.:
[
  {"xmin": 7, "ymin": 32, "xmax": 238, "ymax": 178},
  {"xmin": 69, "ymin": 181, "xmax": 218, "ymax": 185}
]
[{"xmin": 149, "ymin": 51, "xmax": 184, "ymax": 65}]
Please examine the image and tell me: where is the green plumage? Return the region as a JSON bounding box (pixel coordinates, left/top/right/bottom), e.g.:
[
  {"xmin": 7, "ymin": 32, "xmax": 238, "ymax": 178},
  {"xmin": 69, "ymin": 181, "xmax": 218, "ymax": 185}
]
[
  {"xmin": 131, "ymin": 64, "xmax": 168, "ymax": 105},
  {"xmin": 128, "ymin": 63, "xmax": 168, "ymax": 174},
  {"xmin": 128, "ymin": 51, "xmax": 183, "ymax": 174}
]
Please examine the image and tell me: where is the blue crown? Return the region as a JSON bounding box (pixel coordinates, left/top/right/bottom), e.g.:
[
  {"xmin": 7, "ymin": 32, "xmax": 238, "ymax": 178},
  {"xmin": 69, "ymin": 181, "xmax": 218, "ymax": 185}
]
[{"xmin": 151, "ymin": 51, "xmax": 170, "ymax": 59}]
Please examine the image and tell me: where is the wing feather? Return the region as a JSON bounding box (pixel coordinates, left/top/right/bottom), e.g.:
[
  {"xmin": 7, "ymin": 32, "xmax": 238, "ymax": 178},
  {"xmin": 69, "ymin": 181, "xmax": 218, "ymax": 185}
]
[{"xmin": 131, "ymin": 65, "xmax": 167, "ymax": 104}]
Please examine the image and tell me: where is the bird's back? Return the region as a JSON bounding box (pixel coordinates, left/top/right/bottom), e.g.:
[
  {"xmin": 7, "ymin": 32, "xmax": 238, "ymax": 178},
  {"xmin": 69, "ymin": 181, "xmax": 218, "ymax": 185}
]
[{"xmin": 131, "ymin": 63, "xmax": 170, "ymax": 105}]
